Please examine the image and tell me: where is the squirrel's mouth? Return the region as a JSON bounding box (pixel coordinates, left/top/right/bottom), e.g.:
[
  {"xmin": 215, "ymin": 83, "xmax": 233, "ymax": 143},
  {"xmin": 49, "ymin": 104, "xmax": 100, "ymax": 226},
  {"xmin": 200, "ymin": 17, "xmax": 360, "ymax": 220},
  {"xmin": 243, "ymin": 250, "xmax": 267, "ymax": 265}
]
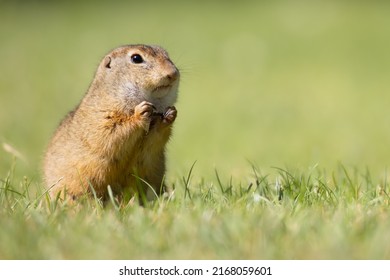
[
  {"xmin": 151, "ymin": 84, "xmax": 174, "ymax": 98},
  {"xmin": 153, "ymin": 84, "xmax": 171, "ymax": 92}
]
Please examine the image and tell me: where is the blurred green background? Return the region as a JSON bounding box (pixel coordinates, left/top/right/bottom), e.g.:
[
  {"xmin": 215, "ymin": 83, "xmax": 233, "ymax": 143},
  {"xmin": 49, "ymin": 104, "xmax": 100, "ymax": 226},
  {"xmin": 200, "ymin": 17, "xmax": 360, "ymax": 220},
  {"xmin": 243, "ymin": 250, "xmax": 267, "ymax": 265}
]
[{"xmin": 1, "ymin": 0, "xmax": 390, "ymax": 184}]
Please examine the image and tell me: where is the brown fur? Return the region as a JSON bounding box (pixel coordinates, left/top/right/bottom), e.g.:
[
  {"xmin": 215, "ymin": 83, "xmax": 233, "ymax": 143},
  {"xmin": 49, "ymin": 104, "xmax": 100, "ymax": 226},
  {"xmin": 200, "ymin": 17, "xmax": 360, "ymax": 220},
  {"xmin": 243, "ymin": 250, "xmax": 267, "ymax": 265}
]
[{"xmin": 43, "ymin": 44, "xmax": 180, "ymax": 200}]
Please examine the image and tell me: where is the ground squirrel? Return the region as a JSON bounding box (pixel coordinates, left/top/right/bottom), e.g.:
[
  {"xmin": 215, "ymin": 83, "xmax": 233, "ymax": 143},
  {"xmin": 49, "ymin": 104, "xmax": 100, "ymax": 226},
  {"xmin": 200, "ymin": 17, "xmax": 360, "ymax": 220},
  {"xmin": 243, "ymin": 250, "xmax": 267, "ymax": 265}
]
[{"xmin": 43, "ymin": 44, "xmax": 180, "ymax": 201}]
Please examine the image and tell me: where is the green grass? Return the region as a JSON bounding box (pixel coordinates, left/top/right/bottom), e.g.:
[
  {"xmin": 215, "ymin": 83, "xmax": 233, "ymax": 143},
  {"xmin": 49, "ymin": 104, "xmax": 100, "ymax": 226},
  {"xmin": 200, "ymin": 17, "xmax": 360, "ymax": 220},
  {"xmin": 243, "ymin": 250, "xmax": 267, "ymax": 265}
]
[
  {"xmin": 1, "ymin": 162, "xmax": 390, "ymax": 259},
  {"xmin": 1, "ymin": 0, "xmax": 390, "ymax": 259}
]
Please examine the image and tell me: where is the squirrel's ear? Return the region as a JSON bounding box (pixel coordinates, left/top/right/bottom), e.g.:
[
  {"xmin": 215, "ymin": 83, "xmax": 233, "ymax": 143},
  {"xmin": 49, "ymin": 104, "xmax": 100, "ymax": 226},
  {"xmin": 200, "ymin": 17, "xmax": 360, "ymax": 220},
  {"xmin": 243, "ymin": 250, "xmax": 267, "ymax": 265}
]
[{"xmin": 104, "ymin": 56, "xmax": 112, "ymax": 69}]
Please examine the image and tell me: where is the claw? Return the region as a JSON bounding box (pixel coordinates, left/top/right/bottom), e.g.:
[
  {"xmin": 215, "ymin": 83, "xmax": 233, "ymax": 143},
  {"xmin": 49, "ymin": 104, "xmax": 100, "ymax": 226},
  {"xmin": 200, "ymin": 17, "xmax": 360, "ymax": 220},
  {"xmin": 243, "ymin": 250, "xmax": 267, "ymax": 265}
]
[{"xmin": 163, "ymin": 106, "xmax": 177, "ymax": 124}]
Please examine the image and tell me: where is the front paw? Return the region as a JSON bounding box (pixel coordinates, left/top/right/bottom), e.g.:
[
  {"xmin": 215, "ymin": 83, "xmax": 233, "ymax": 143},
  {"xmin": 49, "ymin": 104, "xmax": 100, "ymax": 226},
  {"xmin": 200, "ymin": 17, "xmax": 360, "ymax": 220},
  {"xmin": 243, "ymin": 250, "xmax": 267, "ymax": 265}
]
[
  {"xmin": 134, "ymin": 101, "xmax": 156, "ymax": 131},
  {"xmin": 163, "ymin": 106, "xmax": 177, "ymax": 124}
]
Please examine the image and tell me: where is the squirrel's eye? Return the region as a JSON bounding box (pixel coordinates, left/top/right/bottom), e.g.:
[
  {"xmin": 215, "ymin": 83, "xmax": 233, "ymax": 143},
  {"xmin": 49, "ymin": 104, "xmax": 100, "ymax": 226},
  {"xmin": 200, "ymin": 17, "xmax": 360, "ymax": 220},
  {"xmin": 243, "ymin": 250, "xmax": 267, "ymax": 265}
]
[{"xmin": 131, "ymin": 54, "xmax": 144, "ymax": 64}]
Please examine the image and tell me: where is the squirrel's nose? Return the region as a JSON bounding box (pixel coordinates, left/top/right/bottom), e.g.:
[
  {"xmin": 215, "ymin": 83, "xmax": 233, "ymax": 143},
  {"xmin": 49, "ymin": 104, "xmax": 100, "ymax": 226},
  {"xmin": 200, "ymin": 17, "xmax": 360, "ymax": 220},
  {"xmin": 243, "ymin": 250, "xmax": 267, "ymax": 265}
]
[{"xmin": 166, "ymin": 66, "xmax": 180, "ymax": 82}]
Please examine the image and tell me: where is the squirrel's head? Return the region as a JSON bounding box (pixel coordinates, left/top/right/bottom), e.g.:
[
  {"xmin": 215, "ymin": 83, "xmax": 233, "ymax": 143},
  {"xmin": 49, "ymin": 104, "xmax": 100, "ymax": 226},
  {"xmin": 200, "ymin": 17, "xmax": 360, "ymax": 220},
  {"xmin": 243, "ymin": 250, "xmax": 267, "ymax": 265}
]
[{"xmin": 95, "ymin": 44, "xmax": 180, "ymax": 112}]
